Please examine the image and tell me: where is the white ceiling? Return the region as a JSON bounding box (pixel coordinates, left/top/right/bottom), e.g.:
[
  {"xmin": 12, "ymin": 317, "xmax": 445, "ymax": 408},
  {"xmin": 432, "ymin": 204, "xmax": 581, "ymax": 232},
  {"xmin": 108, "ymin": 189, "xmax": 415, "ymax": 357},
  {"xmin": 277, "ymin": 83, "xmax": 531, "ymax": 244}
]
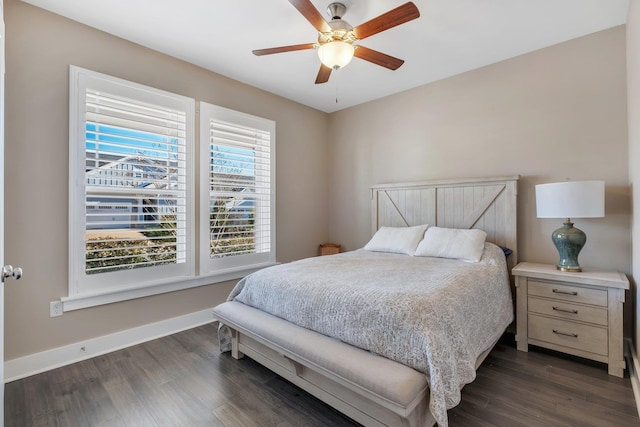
[{"xmin": 22, "ymin": 0, "xmax": 629, "ymax": 113}]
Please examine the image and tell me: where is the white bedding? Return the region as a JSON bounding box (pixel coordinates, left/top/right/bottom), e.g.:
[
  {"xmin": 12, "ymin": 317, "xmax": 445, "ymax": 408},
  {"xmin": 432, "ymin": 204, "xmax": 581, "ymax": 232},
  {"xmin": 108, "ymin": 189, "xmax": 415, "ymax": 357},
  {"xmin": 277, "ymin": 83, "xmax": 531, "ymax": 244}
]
[{"xmin": 220, "ymin": 243, "xmax": 513, "ymax": 426}]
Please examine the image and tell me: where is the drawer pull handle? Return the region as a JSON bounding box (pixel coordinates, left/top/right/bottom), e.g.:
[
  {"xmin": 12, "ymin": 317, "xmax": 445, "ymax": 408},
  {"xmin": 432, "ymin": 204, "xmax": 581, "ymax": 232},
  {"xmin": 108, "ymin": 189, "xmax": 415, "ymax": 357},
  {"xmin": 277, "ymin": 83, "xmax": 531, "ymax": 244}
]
[
  {"xmin": 553, "ymin": 329, "xmax": 578, "ymax": 338},
  {"xmin": 552, "ymin": 306, "xmax": 578, "ymax": 314},
  {"xmin": 552, "ymin": 289, "xmax": 578, "ymax": 296}
]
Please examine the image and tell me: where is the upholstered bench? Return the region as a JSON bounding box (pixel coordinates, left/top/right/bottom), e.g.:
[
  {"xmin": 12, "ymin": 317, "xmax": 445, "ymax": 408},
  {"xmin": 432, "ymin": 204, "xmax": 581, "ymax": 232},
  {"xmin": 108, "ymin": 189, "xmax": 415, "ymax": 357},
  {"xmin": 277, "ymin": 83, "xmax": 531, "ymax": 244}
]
[{"xmin": 213, "ymin": 301, "xmax": 434, "ymax": 427}]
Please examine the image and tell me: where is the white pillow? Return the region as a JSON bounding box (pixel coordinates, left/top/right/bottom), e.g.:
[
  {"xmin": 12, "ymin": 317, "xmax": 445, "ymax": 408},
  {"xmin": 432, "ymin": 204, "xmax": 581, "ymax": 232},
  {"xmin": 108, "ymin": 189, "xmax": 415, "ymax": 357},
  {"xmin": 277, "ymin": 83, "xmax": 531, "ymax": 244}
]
[
  {"xmin": 364, "ymin": 225, "xmax": 429, "ymax": 256},
  {"xmin": 414, "ymin": 227, "xmax": 487, "ymax": 262}
]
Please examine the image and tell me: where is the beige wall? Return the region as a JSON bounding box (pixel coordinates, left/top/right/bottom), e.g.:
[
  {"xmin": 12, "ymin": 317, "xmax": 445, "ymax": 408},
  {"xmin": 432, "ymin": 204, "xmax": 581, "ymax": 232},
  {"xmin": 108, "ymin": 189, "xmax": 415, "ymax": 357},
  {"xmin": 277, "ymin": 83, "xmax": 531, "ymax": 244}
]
[
  {"xmin": 628, "ymin": 2, "xmax": 640, "ymax": 348},
  {"xmin": 3, "ymin": 0, "xmax": 330, "ymax": 360},
  {"xmin": 328, "ymin": 27, "xmax": 631, "ymax": 326}
]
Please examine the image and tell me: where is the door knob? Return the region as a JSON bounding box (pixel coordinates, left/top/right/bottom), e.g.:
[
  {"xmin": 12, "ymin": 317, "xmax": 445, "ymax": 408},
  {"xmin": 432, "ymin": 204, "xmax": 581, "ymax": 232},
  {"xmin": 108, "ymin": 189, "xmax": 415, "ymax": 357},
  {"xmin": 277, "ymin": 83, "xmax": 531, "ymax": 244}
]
[{"xmin": 2, "ymin": 265, "xmax": 22, "ymax": 282}]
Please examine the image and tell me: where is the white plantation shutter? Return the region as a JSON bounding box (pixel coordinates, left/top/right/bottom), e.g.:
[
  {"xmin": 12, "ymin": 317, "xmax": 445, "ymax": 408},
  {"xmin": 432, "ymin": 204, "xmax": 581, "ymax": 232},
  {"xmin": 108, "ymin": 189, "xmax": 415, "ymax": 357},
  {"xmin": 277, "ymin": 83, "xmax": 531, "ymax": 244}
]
[
  {"xmin": 200, "ymin": 103, "xmax": 275, "ymax": 274},
  {"xmin": 70, "ymin": 67, "xmax": 194, "ymax": 296},
  {"xmin": 84, "ymin": 89, "xmax": 187, "ymax": 273}
]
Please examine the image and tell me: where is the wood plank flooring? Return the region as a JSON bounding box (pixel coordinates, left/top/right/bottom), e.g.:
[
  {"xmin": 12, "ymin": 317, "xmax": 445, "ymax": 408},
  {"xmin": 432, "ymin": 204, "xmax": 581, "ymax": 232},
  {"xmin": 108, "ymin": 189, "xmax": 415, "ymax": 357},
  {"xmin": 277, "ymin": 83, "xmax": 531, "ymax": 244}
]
[{"xmin": 5, "ymin": 323, "xmax": 638, "ymax": 426}]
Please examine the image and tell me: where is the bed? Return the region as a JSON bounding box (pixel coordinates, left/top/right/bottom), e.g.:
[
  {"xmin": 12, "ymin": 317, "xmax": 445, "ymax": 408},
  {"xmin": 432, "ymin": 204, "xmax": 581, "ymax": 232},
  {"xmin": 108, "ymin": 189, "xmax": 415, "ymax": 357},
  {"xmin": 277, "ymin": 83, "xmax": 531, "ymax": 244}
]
[{"xmin": 212, "ymin": 176, "xmax": 519, "ymax": 427}]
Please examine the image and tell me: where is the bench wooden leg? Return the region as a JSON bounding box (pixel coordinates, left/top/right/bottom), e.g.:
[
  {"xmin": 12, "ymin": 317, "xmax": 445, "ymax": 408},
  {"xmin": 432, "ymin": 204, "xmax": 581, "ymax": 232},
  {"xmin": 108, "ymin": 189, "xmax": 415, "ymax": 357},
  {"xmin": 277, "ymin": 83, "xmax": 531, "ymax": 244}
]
[{"xmin": 230, "ymin": 328, "xmax": 244, "ymax": 360}]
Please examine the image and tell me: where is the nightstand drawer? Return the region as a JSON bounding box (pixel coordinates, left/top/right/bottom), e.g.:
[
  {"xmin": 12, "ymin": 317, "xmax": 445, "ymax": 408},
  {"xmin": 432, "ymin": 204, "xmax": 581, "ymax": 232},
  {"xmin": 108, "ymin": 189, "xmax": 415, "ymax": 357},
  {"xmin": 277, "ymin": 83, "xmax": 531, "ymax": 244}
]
[
  {"xmin": 528, "ymin": 314, "xmax": 608, "ymax": 356},
  {"xmin": 528, "ymin": 280, "xmax": 607, "ymax": 306},
  {"xmin": 528, "ymin": 297, "xmax": 608, "ymax": 326}
]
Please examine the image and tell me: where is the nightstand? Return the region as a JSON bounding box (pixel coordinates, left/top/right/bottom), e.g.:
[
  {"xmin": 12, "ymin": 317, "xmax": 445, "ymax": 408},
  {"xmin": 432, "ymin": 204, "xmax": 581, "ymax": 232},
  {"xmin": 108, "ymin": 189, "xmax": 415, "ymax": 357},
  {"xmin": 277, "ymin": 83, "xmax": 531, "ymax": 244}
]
[{"xmin": 513, "ymin": 262, "xmax": 629, "ymax": 377}]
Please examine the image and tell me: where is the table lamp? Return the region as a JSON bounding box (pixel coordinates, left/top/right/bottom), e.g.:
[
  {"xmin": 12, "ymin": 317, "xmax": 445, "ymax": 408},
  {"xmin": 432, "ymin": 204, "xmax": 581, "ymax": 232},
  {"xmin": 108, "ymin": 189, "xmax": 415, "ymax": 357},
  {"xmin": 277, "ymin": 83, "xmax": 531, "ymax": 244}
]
[{"xmin": 535, "ymin": 180, "xmax": 605, "ymax": 272}]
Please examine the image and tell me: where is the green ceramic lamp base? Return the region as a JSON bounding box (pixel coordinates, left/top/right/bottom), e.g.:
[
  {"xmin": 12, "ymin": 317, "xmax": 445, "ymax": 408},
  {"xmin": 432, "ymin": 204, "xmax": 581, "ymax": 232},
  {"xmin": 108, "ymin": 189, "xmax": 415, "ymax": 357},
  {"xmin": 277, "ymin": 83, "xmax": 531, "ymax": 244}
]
[{"xmin": 551, "ymin": 219, "xmax": 586, "ymax": 272}]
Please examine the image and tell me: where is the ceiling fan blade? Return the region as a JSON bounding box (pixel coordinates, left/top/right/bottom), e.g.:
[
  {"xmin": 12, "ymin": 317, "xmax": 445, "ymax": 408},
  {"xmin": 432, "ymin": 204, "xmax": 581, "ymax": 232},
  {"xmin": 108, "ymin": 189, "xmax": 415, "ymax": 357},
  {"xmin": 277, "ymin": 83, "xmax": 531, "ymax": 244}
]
[
  {"xmin": 354, "ymin": 46, "xmax": 404, "ymax": 70},
  {"xmin": 252, "ymin": 43, "xmax": 316, "ymax": 56},
  {"xmin": 352, "ymin": 2, "xmax": 420, "ymax": 40},
  {"xmin": 315, "ymin": 64, "xmax": 332, "ymax": 84},
  {"xmin": 289, "ymin": 0, "xmax": 332, "ymax": 33}
]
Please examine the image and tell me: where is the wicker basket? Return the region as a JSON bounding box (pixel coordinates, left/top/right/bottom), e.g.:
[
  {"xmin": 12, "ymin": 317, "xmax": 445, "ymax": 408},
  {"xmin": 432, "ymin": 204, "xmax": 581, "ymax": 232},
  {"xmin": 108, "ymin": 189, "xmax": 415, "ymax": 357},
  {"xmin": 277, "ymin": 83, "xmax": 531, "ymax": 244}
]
[{"xmin": 319, "ymin": 243, "xmax": 341, "ymax": 256}]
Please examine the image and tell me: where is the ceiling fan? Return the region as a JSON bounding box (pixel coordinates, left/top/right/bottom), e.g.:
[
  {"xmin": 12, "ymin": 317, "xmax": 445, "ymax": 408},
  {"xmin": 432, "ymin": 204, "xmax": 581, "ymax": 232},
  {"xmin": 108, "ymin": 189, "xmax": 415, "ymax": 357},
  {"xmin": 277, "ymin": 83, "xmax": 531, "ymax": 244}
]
[{"xmin": 252, "ymin": 0, "xmax": 420, "ymax": 84}]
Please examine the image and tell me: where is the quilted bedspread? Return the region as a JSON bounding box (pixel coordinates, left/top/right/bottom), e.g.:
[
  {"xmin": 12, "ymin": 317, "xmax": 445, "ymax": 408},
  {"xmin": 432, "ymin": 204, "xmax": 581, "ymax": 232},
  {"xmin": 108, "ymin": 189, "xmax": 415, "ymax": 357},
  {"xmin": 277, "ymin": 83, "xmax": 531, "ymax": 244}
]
[{"xmin": 221, "ymin": 243, "xmax": 513, "ymax": 426}]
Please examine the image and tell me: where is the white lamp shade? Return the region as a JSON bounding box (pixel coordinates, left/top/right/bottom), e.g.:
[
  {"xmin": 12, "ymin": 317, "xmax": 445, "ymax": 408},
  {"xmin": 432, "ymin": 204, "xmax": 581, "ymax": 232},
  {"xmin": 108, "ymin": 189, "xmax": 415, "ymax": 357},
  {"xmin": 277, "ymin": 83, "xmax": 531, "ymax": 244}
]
[
  {"xmin": 535, "ymin": 180, "xmax": 605, "ymax": 219},
  {"xmin": 318, "ymin": 41, "xmax": 354, "ymax": 69}
]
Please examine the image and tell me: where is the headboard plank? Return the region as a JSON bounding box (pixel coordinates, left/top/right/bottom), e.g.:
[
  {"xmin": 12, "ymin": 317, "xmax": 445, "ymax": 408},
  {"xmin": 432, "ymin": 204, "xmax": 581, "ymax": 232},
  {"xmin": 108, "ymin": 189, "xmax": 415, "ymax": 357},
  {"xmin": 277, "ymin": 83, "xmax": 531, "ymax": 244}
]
[
  {"xmin": 377, "ymin": 188, "xmax": 437, "ymax": 229},
  {"xmin": 461, "ymin": 185, "xmax": 504, "ymax": 229},
  {"xmin": 381, "ymin": 191, "xmax": 410, "ymax": 227},
  {"xmin": 371, "ymin": 176, "xmax": 519, "ymax": 264}
]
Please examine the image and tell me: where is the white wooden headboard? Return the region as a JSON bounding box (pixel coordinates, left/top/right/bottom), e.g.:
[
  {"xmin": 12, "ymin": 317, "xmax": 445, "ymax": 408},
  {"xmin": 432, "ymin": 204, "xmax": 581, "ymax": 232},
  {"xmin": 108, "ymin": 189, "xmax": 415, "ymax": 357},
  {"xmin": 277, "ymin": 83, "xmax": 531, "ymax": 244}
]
[{"xmin": 371, "ymin": 176, "xmax": 519, "ymax": 265}]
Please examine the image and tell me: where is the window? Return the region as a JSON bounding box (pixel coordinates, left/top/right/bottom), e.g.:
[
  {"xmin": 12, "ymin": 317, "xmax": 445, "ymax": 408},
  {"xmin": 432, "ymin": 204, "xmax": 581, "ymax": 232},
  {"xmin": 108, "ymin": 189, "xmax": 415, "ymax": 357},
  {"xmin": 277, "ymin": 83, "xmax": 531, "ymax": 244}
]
[
  {"xmin": 68, "ymin": 69, "xmax": 275, "ymax": 310},
  {"xmin": 69, "ymin": 66, "xmax": 195, "ymax": 298},
  {"xmin": 199, "ymin": 102, "xmax": 276, "ymax": 275}
]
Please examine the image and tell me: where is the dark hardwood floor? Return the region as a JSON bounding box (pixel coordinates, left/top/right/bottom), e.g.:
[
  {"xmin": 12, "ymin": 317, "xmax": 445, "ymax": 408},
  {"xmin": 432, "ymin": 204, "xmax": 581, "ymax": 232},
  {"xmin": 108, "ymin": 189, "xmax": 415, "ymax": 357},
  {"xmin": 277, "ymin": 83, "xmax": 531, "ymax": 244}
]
[{"xmin": 5, "ymin": 323, "xmax": 638, "ymax": 426}]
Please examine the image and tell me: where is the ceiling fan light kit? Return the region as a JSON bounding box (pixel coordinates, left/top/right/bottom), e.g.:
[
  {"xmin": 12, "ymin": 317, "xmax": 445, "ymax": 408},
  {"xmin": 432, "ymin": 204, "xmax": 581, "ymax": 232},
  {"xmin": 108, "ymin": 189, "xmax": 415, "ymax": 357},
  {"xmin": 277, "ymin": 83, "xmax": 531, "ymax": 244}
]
[
  {"xmin": 318, "ymin": 41, "xmax": 354, "ymax": 70},
  {"xmin": 253, "ymin": 0, "xmax": 420, "ymax": 84}
]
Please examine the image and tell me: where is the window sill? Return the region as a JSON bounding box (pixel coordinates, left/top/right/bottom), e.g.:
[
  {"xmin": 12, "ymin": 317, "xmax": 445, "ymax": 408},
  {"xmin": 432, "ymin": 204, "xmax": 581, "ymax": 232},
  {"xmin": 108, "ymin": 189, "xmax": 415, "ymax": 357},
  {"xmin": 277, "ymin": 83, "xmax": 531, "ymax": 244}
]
[{"xmin": 61, "ymin": 262, "xmax": 277, "ymax": 312}]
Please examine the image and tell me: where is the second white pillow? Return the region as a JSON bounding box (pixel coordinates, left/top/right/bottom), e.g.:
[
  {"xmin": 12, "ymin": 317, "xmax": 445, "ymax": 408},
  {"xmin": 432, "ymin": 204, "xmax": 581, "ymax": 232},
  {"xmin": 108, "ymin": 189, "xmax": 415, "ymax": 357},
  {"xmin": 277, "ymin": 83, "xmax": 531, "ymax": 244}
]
[{"xmin": 414, "ymin": 226, "xmax": 487, "ymax": 262}]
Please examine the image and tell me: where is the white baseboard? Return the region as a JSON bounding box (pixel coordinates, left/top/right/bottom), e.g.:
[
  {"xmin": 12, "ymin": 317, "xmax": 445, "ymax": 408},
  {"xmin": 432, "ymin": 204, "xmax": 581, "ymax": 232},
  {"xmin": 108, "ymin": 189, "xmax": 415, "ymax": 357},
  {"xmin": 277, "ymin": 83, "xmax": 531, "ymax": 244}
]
[
  {"xmin": 625, "ymin": 338, "xmax": 640, "ymax": 418},
  {"xmin": 4, "ymin": 308, "xmax": 216, "ymax": 383}
]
